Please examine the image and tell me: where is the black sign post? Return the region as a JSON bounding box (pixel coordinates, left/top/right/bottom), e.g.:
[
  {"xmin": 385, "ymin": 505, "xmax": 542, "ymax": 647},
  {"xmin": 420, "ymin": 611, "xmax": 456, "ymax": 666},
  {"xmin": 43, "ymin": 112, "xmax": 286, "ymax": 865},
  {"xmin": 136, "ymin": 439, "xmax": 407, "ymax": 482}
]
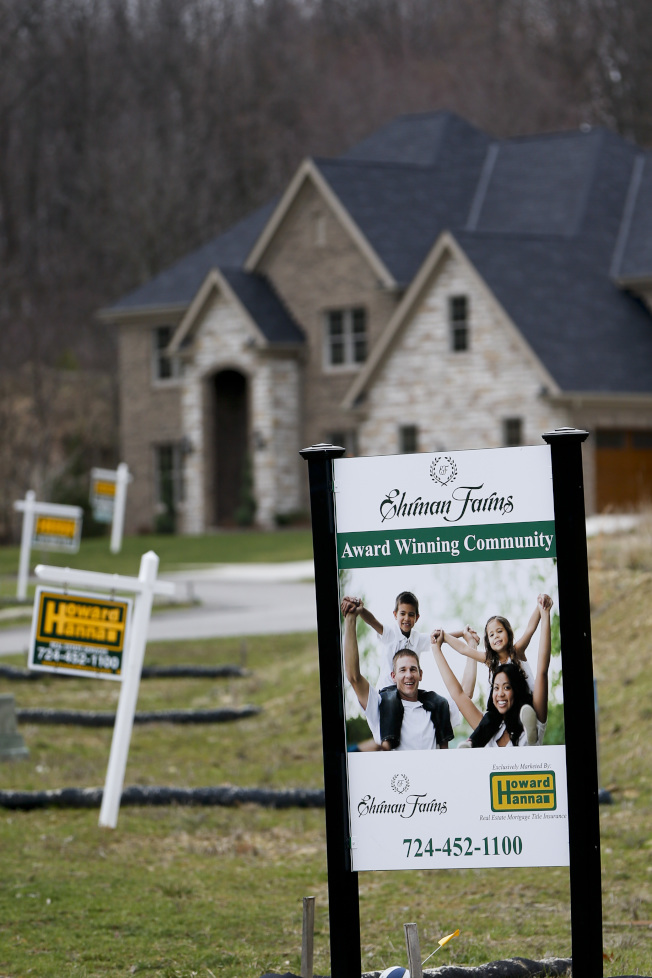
[
  {"xmin": 303, "ymin": 432, "xmax": 602, "ymax": 978},
  {"xmin": 300, "ymin": 444, "xmax": 361, "ymax": 978},
  {"xmin": 543, "ymin": 428, "xmax": 603, "ymax": 978}
]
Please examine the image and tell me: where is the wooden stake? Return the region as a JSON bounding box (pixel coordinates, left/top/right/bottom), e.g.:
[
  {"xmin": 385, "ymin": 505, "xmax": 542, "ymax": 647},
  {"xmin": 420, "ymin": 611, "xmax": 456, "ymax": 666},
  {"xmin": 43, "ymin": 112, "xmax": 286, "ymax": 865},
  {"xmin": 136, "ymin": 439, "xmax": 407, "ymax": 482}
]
[
  {"xmin": 301, "ymin": 896, "xmax": 315, "ymax": 978},
  {"xmin": 404, "ymin": 922, "xmax": 423, "ymax": 978}
]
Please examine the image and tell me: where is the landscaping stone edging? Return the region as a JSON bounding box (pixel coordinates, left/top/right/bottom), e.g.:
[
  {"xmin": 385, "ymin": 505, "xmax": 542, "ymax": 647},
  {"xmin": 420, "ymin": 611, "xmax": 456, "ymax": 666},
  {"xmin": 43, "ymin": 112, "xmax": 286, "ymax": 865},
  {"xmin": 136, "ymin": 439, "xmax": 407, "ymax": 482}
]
[
  {"xmin": 261, "ymin": 958, "xmax": 574, "ymax": 978},
  {"xmin": 0, "ymin": 664, "xmax": 248, "ymax": 681},
  {"xmin": 16, "ymin": 706, "xmax": 260, "ymax": 725},
  {"xmin": 0, "ymin": 785, "xmax": 325, "ymax": 810}
]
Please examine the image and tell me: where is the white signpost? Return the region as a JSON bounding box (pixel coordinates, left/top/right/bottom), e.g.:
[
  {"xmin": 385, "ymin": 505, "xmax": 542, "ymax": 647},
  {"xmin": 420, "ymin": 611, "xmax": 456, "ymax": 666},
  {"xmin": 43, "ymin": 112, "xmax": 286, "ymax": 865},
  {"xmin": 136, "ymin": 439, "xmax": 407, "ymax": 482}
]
[
  {"xmin": 90, "ymin": 462, "xmax": 132, "ymax": 554},
  {"xmin": 33, "ymin": 552, "xmax": 175, "ymax": 828},
  {"xmin": 14, "ymin": 491, "xmax": 84, "ymax": 600}
]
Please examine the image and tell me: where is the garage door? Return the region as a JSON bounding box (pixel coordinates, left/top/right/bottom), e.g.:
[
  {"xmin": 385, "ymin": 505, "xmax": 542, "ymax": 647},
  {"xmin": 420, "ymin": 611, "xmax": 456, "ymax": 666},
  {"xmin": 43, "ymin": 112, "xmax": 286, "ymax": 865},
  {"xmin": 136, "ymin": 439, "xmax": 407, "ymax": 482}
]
[{"xmin": 596, "ymin": 429, "xmax": 652, "ymax": 511}]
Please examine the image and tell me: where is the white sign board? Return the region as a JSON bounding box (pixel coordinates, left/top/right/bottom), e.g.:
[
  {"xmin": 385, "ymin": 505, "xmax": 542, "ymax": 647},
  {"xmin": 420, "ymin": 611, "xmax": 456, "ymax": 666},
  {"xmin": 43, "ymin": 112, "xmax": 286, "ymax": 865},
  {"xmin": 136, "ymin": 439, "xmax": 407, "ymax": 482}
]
[
  {"xmin": 14, "ymin": 493, "xmax": 84, "ymax": 599},
  {"xmin": 32, "ymin": 512, "xmax": 83, "ymax": 553},
  {"xmin": 333, "ymin": 446, "xmax": 569, "ymax": 872},
  {"xmin": 90, "ymin": 468, "xmax": 117, "ymax": 524}
]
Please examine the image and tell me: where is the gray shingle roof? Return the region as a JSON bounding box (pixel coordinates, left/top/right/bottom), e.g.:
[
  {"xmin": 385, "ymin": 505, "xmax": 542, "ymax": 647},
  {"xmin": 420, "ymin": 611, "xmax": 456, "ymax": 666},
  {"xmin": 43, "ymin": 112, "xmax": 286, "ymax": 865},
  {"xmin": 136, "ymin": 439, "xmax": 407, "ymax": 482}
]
[
  {"xmin": 458, "ymin": 231, "xmax": 652, "ymax": 393},
  {"xmin": 314, "ymin": 151, "xmax": 487, "ymax": 285},
  {"xmin": 106, "ymin": 110, "xmax": 652, "ymax": 390},
  {"xmin": 220, "ymin": 269, "xmax": 304, "ymax": 345},
  {"xmin": 470, "ymin": 130, "xmax": 601, "ymax": 236},
  {"xmin": 341, "ymin": 111, "xmax": 487, "ymax": 167},
  {"xmin": 452, "ymin": 127, "xmax": 652, "ymax": 393},
  {"xmin": 110, "ymin": 201, "xmax": 277, "ymax": 311}
]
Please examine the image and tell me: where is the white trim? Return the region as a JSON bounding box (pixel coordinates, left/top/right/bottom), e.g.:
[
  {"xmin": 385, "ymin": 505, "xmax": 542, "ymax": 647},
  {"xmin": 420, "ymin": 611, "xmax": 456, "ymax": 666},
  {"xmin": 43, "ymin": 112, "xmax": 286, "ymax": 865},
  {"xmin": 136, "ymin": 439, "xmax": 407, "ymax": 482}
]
[
  {"xmin": 342, "ymin": 231, "xmax": 561, "ymax": 410},
  {"xmin": 547, "ymin": 391, "xmax": 652, "ymax": 409},
  {"xmin": 244, "ymin": 158, "xmax": 396, "ymax": 289}
]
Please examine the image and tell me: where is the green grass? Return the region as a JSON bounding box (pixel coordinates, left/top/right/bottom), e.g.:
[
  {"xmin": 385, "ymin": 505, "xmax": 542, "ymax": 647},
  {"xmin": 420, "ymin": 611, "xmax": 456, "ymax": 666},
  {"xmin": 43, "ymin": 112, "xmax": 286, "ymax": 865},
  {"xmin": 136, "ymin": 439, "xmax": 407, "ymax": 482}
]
[
  {"xmin": 0, "ymin": 527, "xmax": 313, "ymax": 583},
  {"xmin": 0, "ymin": 529, "xmax": 650, "ymax": 977},
  {"xmin": 0, "ymin": 633, "xmax": 323, "ymax": 792}
]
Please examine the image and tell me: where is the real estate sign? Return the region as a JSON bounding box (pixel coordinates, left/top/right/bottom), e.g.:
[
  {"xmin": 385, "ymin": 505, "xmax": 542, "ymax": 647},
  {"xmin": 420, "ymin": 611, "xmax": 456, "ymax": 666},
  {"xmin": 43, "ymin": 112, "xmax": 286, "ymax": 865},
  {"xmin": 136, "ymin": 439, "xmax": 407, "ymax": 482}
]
[
  {"xmin": 90, "ymin": 468, "xmax": 117, "ymax": 524},
  {"xmin": 333, "ymin": 445, "xmax": 569, "ymax": 871},
  {"xmin": 28, "ymin": 586, "xmax": 132, "ymax": 680},
  {"xmin": 32, "ymin": 513, "xmax": 83, "ymax": 553}
]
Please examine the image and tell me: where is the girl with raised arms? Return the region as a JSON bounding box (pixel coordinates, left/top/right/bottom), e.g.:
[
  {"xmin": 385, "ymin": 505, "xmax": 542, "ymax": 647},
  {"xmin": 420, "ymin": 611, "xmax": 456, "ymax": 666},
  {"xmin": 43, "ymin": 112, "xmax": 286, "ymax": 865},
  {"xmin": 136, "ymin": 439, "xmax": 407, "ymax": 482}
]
[
  {"xmin": 441, "ymin": 595, "xmax": 551, "ymax": 746},
  {"xmin": 432, "ymin": 594, "xmax": 553, "ymax": 748}
]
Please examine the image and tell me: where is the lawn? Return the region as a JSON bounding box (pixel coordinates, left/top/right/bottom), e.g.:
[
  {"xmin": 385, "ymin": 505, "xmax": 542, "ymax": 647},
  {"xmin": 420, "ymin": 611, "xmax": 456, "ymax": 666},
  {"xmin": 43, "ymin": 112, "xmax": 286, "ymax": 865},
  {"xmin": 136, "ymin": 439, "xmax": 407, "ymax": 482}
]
[
  {"xmin": 0, "ymin": 527, "xmax": 314, "ymax": 589},
  {"xmin": 0, "ymin": 527, "xmax": 650, "ymax": 977}
]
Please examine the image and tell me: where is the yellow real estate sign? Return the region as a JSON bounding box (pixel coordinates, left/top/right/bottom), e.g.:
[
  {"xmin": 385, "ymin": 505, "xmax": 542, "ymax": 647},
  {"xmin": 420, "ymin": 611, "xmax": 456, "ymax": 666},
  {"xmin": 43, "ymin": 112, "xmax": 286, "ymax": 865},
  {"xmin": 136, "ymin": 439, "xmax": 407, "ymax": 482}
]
[
  {"xmin": 33, "ymin": 514, "xmax": 82, "ymax": 553},
  {"xmin": 29, "ymin": 587, "xmax": 132, "ymax": 680}
]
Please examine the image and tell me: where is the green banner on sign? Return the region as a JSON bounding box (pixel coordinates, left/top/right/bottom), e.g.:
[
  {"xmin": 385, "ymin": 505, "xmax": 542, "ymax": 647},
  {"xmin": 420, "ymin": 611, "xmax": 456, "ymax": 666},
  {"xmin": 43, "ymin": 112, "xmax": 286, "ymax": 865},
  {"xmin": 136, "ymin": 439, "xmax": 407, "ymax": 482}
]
[{"xmin": 337, "ymin": 520, "xmax": 556, "ymax": 568}]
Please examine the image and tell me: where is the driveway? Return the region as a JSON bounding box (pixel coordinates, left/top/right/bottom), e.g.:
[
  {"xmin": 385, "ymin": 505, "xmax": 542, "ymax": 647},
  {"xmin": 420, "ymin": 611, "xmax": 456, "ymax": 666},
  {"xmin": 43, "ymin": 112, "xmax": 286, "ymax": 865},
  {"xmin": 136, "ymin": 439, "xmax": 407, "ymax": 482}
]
[{"xmin": 0, "ymin": 561, "xmax": 317, "ymax": 656}]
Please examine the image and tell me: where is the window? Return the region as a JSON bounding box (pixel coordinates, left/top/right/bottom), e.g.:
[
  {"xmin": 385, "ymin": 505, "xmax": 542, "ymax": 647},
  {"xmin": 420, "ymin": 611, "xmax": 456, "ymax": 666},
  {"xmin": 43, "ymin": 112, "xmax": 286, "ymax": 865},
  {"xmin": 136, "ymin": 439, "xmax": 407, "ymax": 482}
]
[
  {"xmin": 503, "ymin": 418, "xmax": 523, "ymax": 447},
  {"xmin": 155, "ymin": 443, "xmax": 184, "ymax": 529},
  {"xmin": 399, "ymin": 425, "xmax": 419, "ymax": 454},
  {"xmin": 153, "ymin": 325, "xmax": 180, "ymax": 381},
  {"xmin": 324, "ymin": 308, "xmax": 367, "ymax": 367},
  {"xmin": 449, "ymin": 296, "xmax": 469, "ymax": 352},
  {"xmin": 328, "ymin": 430, "xmax": 358, "ymax": 457}
]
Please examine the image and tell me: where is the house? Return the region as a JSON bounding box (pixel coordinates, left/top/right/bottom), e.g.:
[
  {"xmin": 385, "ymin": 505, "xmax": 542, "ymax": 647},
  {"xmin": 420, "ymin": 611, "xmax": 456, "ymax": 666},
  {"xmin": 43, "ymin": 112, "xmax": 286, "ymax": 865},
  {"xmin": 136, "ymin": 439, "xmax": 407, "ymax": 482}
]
[{"xmin": 99, "ymin": 112, "xmax": 652, "ymax": 532}]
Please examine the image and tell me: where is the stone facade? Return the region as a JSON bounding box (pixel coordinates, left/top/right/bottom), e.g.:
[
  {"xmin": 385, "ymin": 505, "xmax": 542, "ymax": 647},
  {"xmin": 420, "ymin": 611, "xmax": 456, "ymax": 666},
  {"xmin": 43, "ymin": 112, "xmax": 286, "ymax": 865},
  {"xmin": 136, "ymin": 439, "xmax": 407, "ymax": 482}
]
[
  {"xmin": 357, "ymin": 251, "xmax": 570, "ymax": 457},
  {"xmin": 178, "ymin": 291, "xmax": 302, "ymax": 532}
]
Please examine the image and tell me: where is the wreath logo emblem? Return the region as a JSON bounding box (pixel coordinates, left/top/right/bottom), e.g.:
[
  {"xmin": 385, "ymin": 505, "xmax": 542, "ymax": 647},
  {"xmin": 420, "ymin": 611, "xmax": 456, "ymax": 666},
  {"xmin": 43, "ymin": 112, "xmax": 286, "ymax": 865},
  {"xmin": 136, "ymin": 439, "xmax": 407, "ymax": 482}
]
[
  {"xmin": 391, "ymin": 773, "xmax": 410, "ymax": 794},
  {"xmin": 430, "ymin": 456, "xmax": 458, "ymax": 486}
]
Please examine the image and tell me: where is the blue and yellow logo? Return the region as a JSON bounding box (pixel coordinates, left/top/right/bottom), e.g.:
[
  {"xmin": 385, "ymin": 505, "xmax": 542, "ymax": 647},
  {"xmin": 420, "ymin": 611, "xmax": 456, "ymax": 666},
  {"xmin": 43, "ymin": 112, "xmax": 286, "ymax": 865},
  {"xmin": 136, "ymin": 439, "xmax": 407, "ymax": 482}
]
[{"xmin": 490, "ymin": 771, "xmax": 557, "ymax": 812}]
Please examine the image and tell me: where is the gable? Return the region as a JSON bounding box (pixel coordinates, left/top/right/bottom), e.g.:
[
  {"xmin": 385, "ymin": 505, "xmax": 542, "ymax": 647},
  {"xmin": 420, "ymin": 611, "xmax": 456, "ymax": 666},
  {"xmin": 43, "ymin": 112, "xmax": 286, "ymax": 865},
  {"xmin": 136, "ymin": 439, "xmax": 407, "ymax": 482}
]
[
  {"xmin": 353, "ymin": 242, "xmax": 568, "ymax": 456},
  {"xmin": 244, "ymin": 159, "xmax": 395, "ymax": 288},
  {"xmin": 168, "ymin": 267, "xmax": 303, "ymax": 356},
  {"xmin": 344, "ymin": 233, "xmax": 558, "ymax": 411}
]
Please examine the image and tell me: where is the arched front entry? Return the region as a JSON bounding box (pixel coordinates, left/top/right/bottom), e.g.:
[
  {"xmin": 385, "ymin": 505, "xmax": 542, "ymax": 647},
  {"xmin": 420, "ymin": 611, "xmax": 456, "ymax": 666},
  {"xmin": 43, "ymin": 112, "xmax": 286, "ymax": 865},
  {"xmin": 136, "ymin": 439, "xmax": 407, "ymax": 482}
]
[{"xmin": 212, "ymin": 369, "xmax": 249, "ymax": 525}]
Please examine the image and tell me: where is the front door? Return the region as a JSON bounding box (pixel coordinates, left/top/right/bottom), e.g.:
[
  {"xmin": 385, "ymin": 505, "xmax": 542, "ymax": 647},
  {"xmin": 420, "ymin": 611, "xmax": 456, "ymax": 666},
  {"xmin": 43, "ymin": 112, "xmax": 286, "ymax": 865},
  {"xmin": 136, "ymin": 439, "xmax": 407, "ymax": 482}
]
[{"xmin": 213, "ymin": 369, "xmax": 248, "ymax": 525}]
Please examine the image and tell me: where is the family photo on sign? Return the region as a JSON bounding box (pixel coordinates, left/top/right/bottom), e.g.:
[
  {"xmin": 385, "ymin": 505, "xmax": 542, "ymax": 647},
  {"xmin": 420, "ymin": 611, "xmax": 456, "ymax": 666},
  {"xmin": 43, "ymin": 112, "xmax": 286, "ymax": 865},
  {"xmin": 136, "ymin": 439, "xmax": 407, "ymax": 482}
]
[{"xmin": 341, "ymin": 585, "xmax": 554, "ymax": 751}]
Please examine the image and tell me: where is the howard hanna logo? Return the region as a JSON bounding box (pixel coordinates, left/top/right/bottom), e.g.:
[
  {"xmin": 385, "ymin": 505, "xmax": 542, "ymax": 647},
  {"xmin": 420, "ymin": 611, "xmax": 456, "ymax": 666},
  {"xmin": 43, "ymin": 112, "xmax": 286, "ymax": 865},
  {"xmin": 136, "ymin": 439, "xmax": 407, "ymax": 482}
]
[
  {"xmin": 430, "ymin": 456, "xmax": 457, "ymax": 486},
  {"xmin": 491, "ymin": 770, "xmax": 557, "ymax": 812}
]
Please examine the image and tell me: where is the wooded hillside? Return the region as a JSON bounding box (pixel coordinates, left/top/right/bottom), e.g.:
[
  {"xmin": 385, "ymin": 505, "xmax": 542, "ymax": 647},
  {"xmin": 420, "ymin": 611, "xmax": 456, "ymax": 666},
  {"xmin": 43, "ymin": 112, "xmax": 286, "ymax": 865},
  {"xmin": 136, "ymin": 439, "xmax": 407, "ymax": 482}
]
[{"xmin": 1, "ymin": 0, "xmax": 651, "ymax": 532}]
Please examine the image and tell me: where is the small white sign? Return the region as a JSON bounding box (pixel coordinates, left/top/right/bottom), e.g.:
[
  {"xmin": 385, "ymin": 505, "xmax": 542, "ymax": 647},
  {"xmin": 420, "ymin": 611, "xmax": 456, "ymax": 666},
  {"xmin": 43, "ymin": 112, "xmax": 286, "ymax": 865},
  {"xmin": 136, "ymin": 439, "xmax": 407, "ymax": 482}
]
[
  {"xmin": 32, "ymin": 512, "xmax": 82, "ymax": 553},
  {"xmin": 90, "ymin": 468, "xmax": 117, "ymax": 524}
]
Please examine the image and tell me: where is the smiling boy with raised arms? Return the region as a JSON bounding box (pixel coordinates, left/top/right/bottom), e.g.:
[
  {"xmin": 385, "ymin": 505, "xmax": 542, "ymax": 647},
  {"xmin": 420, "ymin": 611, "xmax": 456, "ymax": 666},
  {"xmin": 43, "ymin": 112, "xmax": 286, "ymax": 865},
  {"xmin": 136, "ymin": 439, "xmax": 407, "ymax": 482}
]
[{"xmin": 342, "ymin": 602, "xmax": 457, "ymax": 750}]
